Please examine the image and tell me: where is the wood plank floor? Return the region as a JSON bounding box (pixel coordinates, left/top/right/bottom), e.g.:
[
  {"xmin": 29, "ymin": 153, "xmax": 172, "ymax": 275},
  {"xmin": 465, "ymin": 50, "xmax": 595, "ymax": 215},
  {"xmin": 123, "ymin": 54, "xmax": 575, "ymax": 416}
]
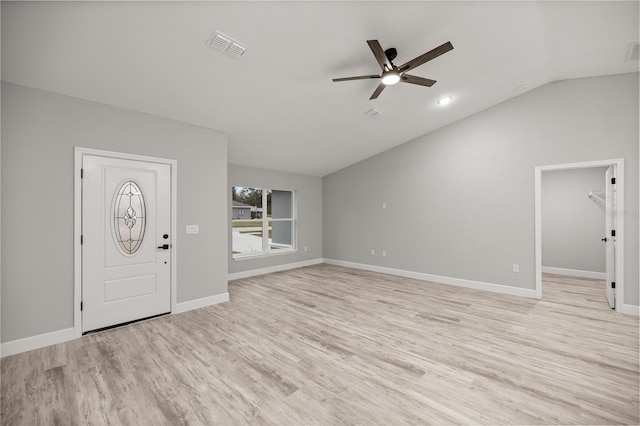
[{"xmin": 2, "ymin": 265, "xmax": 639, "ymax": 425}]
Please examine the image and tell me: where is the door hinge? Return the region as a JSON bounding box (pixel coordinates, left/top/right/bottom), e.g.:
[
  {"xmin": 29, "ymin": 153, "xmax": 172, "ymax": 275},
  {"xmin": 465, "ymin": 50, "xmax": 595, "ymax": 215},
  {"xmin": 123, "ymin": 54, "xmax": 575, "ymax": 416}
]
[
  {"xmin": 611, "ymin": 282, "xmax": 616, "ymax": 289},
  {"xmin": 80, "ymin": 301, "xmax": 83, "ymax": 311},
  {"xmin": 611, "ymin": 230, "xmax": 616, "ymax": 237},
  {"xmin": 81, "ymin": 168, "xmax": 84, "ymax": 178},
  {"xmin": 81, "ymin": 235, "xmax": 83, "ymax": 245},
  {"xmin": 611, "ymin": 177, "xmax": 615, "ymax": 184}
]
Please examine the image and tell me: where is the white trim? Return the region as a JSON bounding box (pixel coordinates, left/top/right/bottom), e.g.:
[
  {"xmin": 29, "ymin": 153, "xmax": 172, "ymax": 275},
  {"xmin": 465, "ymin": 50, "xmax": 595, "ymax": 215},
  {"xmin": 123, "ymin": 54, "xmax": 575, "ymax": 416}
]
[
  {"xmin": 323, "ymin": 259, "xmax": 538, "ymax": 299},
  {"xmin": 1, "ymin": 328, "xmax": 76, "ymax": 358},
  {"xmin": 534, "ymin": 159, "xmax": 625, "ymax": 312},
  {"xmin": 618, "ymin": 303, "xmax": 640, "ymax": 316},
  {"xmin": 233, "ymin": 248, "xmax": 298, "ymax": 261},
  {"xmin": 74, "ymin": 147, "xmax": 178, "ymax": 338},
  {"xmin": 74, "ymin": 149, "xmax": 82, "ymax": 338},
  {"xmin": 173, "ymin": 293, "xmax": 229, "ymax": 314},
  {"xmin": 534, "ymin": 168, "xmax": 543, "ymax": 299},
  {"xmin": 228, "ymin": 258, "xmax": 323, "ymax": 281},
  {"xmin": 170, "ymin": 160, "xmax": 178, "ymax": 316},
  {"xmin": 541, "ymin": 267, "xmax": 606, "ymax": 280}
]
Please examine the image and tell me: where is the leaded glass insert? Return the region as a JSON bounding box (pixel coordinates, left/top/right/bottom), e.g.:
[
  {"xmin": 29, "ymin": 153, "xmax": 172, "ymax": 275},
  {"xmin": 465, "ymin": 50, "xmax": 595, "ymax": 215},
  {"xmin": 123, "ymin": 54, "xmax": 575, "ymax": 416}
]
[{"xmin": 113, "ymin": 181, "xmax": 147, "ymax": 255}]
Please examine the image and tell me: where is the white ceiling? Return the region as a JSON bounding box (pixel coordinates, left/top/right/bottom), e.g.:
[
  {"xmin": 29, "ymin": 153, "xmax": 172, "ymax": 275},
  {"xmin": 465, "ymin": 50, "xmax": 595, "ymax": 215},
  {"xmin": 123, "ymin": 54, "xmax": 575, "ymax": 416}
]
[{"xmin": 2, "ymin": 1, "xmax": 638, "ymax": 176}]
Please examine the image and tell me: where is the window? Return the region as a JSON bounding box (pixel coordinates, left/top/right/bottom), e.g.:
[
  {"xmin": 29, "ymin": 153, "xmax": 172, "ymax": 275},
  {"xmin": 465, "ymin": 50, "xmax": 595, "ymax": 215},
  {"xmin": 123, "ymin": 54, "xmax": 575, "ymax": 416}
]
[
  {"xmin": 232, "ymin": 187, "xmax": 295, "ymax": 258},
  {"xmin": 113, "ymin": 180, "xmax": 147, "ymax": 255}
]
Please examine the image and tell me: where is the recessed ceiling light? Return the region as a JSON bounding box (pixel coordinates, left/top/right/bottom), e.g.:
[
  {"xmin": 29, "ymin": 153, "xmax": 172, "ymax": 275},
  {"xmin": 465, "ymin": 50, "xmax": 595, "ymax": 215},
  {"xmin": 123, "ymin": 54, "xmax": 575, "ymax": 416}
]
[{"xmin": 437, "ymin": 96, "xmax": 453, "ymax": 105}]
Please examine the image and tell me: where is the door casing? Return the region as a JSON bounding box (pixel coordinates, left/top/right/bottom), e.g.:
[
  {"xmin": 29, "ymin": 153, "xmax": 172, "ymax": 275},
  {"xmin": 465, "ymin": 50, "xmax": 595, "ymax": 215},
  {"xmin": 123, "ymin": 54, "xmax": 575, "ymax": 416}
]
[
  {"xmin": 74, "ymin": 147, "xmax": 177, "ymax": 338},
  {"xmin": 534, "ymin": 159, "xmax": 625, "ymax": 312}
]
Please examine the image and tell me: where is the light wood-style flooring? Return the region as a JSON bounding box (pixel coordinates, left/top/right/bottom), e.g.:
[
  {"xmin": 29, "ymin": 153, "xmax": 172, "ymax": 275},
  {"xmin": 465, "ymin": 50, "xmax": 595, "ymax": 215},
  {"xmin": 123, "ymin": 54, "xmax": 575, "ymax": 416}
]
[{"xmin": 2, "ymin": 265, "xmax": 639, "ymax": 425}]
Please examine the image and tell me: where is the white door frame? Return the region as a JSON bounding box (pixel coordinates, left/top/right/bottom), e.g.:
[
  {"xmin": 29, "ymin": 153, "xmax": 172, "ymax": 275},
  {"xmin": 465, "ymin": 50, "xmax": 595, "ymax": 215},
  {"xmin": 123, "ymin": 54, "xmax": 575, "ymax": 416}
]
[
  {"xmin": 74, "ymin": 147, "xmax": 178, "ymax": 338},
  {"xmin": 534, "ymin": 159, "xmax": 625, "ymax": 312}
]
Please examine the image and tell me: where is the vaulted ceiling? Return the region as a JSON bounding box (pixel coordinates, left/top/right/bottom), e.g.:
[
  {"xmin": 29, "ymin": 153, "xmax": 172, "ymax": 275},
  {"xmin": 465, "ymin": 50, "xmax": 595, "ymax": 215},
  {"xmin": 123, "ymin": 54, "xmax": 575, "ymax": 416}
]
[{"xmin": 2, "ymin": 1, "xmax": 638, "ymax": 176}]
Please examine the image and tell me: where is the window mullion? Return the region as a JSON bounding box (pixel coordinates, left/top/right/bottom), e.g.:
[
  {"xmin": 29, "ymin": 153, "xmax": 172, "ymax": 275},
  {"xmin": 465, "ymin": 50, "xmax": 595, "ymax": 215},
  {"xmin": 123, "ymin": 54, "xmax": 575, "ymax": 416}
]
[
  {"xmin": 262, "ymin": 189, "xmax": 269, "ymax": 253},
  {"xmin": 292, "ymin": 191, "xmax": 296, "ymax": 249}
]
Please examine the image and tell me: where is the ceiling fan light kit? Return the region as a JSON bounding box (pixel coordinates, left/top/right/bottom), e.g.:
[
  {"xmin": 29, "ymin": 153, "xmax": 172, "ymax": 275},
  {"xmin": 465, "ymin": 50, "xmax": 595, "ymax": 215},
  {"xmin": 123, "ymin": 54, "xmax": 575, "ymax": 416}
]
[
  {"xmin": 332, "ymin": 39, "xmax": 454, "ymax": 100},
  {"xmin": 381, "ymin": 71, "xmax": 400, "ymax": 85}
]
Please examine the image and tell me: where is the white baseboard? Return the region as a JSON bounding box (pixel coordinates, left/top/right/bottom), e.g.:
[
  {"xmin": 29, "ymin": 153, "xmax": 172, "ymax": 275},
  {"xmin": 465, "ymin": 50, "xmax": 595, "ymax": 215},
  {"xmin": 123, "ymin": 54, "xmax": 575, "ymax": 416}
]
[
  {"xmin": 1, "ymin": 293, "xmax": 230, "ymax": 357},
  {"xmin": 542, "ymin": 266, "xmax": 606, "ymax": 280},
  {"xmin": 618, "ymin": 303, "xmax": 640, "ymax": 316},
  {"xmin": 3, "ymin": 263, "xmax": 633, "ymax": 357},
  {"xmin": 173, "ymin": 292, "xmax": 229, "ymax": 314},
  {"xmin": 323, "ymin": 258, "xmax": 538, "ymax": 299},
  {"xmin": 1, "ymin": 327, "xmax": 76, "ymax": 358},
  {"xmin": 228, "ymin": 258, "xmax": 323, "ymax": 281}
]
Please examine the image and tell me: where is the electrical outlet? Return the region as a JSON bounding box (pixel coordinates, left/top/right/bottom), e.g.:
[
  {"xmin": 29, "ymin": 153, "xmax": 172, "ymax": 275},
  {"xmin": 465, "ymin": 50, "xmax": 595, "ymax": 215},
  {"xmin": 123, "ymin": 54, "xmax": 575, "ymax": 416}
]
[
  {"xmin": 382, "ymin": 250, "xmax": 387, "ymax": 257},
  {"xmin": 512, "ymin": 264, "xmax": 519, "ymax": 273},
  {"xmin": 370, "ymin": 249, "xmax": 375, "ymax": 256},
  {"xmin": 304, "ymin": 246, "xmax": 308, "ymax": 252},
  {"xmin": 382, "ymin": 202, "xmax": 387, "ymax": 209}
]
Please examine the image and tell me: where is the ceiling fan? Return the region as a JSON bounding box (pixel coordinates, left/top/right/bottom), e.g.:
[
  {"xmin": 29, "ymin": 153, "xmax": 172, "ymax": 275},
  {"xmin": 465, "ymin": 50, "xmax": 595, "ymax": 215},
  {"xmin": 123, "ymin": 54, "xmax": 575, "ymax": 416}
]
[{"xmin": 332, "ymin": 40, "xmax": 454, "ymax": 100}]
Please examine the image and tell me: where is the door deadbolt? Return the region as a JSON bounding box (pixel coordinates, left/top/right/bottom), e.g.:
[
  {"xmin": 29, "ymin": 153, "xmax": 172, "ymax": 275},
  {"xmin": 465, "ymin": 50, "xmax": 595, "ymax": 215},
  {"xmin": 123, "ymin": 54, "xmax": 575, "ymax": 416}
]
[{"xmin": 163, "ymin": 234, "xmax": 169, "ymax": 239}]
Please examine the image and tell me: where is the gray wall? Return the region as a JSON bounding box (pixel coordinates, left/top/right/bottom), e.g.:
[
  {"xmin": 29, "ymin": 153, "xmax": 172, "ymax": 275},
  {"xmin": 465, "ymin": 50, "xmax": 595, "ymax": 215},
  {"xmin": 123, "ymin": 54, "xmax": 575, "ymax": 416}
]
[
  {"xmin": 228, "ymin": 164, "xmax": 322, "ymax": 275},
  {"xmin": 542, "ymin": 167, "xmax": 607, "ymax": 273},
  {"xmin": 1, "ymin": 82, "xmax": 229, "ymax": 342},
  {"xmin": 323, "ymin": 73, "xmax": 639, "ymax": 307}
]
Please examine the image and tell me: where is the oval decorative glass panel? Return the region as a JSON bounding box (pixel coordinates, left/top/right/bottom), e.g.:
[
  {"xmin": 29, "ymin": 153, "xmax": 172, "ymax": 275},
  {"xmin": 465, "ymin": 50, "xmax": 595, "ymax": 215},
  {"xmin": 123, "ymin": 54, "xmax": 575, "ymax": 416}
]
[{"xmin": 113, "ymin": 181, "xmax": 147, "ymax": 255}]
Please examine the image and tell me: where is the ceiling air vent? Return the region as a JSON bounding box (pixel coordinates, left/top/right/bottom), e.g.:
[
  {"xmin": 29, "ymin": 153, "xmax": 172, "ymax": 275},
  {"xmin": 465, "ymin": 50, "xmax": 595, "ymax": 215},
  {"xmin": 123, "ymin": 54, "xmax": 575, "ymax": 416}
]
[
  {"xmin": 364, "ymin": 108, "xmax": 384, "ymax": 119},
  {"xmin": 206, "ymin": 31, "xmax": 247, "ymax": 58},
  {"xmin": 626, "ymin": 42, "xmax": 639, "ymax": 62}
]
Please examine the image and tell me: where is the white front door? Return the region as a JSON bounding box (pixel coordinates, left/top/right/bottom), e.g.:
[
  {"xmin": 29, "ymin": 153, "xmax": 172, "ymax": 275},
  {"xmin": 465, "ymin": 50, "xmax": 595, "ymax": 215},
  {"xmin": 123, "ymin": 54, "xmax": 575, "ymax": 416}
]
[
  {"xmin": 82, "ymin": 155, "xmax": 171, "ymax": 332},
  {"xmin": 604, "ymin": 165, "xmax": 616, "ymax": 309}
]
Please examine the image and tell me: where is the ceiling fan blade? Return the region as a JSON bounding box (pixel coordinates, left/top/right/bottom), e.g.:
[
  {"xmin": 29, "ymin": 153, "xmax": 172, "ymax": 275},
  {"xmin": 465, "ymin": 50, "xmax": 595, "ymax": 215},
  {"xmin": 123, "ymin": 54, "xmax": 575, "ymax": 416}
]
[
  {"xmin": 399, "ymin": 41, "xmax": 454, "ymax": 73},
  {"xmin": 369, "ymin": 83, "xmax": 386, "ymax": 100},
  {"xmin": 367, "ymin": 40, "xmax": 392, "ymax": 71},
  {"xmin": 400, "ymin": 74, "xmax": 437, "ymax": 87},
  {"xmin": 332, "ymin": 75, "xmax": 381, "ymax": 82}
]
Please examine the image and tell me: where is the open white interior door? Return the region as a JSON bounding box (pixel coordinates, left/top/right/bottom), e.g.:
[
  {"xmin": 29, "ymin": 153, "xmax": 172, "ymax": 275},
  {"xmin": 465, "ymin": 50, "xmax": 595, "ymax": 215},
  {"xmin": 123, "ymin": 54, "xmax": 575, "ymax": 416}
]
[{"xmin": 604, "ymin": 165, "xmax": 616, "ymax": 309}]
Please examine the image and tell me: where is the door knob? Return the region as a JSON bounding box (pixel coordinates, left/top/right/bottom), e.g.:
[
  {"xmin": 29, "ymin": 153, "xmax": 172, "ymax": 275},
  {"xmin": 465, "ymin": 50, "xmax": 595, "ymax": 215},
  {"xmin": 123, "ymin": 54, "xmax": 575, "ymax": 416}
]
[
  {"xmin": 157, "ymin": 244, "xmax": 170, "ymax": 250},
  {"xmin": 601, "ymin": 238, "xmax": 607, "ymax": 242}
]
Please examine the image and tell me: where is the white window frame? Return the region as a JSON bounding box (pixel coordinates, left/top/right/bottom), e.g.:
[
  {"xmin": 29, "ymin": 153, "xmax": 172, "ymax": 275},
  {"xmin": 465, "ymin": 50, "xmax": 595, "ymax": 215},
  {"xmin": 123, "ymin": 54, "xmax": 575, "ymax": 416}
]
[{"xmin": 232, "ymin": 188, "xmax": 297, "ymax": 260}]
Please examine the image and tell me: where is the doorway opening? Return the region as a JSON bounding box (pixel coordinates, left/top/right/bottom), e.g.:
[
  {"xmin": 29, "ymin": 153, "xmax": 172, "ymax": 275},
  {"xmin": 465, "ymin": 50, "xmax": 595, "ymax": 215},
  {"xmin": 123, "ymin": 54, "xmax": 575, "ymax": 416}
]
[{"xmin": 534, "ymin": 159, "xmax": 625, "ymax": 312}]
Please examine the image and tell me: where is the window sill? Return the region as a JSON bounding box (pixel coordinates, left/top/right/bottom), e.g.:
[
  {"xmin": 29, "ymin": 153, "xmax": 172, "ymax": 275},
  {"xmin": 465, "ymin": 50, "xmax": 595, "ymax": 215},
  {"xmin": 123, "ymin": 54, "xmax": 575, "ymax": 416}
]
[{"xmin": 233, "ymin": 248, "xmax": 298, "ymax": 261}]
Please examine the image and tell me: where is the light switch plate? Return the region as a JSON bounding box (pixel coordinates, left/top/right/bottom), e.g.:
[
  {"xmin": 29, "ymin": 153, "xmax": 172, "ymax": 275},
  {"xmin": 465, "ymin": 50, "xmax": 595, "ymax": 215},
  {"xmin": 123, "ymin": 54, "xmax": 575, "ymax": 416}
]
[{"xmin": 186, "ymin": 225, "xmax": 199, "ymax": 234}]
